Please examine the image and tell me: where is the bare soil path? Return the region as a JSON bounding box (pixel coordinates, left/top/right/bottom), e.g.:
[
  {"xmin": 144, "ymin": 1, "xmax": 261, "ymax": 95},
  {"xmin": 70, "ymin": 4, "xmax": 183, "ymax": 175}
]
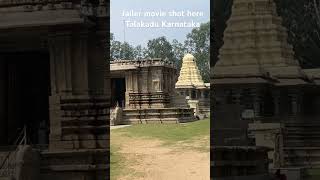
[{"xmin": 111, "ymin": 132, "xmax": 210, "ymax": 180}]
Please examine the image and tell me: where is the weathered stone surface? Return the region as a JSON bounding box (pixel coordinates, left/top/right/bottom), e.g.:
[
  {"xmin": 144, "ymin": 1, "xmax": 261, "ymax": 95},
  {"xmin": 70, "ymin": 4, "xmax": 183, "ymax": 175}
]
[{"xmin": 0, "ymin": 1, "xmax": 109, "ymax": 179}]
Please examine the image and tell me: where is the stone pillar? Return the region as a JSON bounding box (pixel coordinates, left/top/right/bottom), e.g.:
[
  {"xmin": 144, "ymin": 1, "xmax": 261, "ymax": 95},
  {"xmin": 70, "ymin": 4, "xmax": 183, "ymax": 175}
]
[
  {"xmin": 48, "ymin": 32, "xmax": 73, "ymax": 95},
  {"xmin": 125, "ymin": 71, "xmax": 133, "ymax": 108},
  {"xmin": 159, "ymin": 69, "xmax": 163, "ymax": 91},
  {"xmin": 0, "ymin": 58, "xmax": 6, "ymax": 144},
  {"xmin": 48, "ymin": 28, "xmax": 109, "ymax": 151},
  {"xmin": 197, "ymin": 90, "xmax": 200, "ymax": 99},
  {"xmin": 133, "ymin": 71, "xmax": 138, "ymax": 92},
  {"xmin": 200, "ymin": 90, "xmax": 205, "ymax": 99},
  {"xmin": 289, "ymin": 90, "xmax": 301, "ymax": 116},
  {"xmin": 234, "ymin": 90, "xmax": 241, "ymax": 104},
  {"xmin": 168, "ymin": 70, "xmax": 172, "ymax": 93},
  {"xmin": 252, "ymin": 88, "xmax": 261, "ymax": 118},
  {"xmin": 163, "ymin": 70, "xmax": 167, "ymax": 92},
  {"xmin": 272, "ymin": 90, "xmax": 281, "ymax": 116},
  {"xmin": 142, "ymin": 69, "xmax": 148, "ymax": 93},
  {"xmin": 72, "ymin": 32, "xmax": 89, "ymax": 95},
  {"xmin": 7, "ymin": 62, "xmax": 20, "ymax": 144}
]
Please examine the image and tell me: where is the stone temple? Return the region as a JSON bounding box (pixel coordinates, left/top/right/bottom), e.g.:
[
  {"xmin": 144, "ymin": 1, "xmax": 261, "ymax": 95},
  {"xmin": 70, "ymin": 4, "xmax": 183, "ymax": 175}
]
[
  {"xmin": 212, "ymin": 0, "xmax": 320, "ymax": 179},
  {"xmin": 175, "ymin": 54, "xmax": 210, "ymax": 118},
  {"xmin": 0, "ymin": 1, "xmax": 109, "ymax": 180},
  {"xmin": 110, "ymin": 58, "xmax": 195, "ymax": 125}
]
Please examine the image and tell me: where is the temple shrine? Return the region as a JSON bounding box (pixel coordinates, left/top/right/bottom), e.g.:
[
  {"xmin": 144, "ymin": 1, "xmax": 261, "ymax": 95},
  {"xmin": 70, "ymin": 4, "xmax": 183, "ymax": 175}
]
[
  {"xmin": 212, "ymin": 0, "xmax": 320, "ymax": 178},
  {"xmin": 175, "ymin": 54, "xmax": 210, "ymax": 117},
  {"xmin": 110, "ymin": 58, "xmax": 195, "ymax": 124}
]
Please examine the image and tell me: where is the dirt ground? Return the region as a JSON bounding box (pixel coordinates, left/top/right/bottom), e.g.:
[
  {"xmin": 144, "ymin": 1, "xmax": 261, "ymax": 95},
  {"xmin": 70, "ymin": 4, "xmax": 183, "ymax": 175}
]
[{"xmin": 111, "ymin": 133, "xmax": 210, "ymax": 180}]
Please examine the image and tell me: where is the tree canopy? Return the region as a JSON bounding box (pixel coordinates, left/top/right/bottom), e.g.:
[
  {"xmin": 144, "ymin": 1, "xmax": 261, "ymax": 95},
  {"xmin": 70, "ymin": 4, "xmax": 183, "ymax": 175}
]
[{"xmin": 111, "ymin": 22, "xmax": 210, "ymax": 82}]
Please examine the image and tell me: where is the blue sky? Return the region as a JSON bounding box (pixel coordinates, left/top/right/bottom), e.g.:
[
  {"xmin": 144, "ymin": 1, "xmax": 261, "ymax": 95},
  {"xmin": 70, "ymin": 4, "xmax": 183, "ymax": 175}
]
[{"xmin": 110, "ymin": 0, "xmax": 210, "ymax": 47}]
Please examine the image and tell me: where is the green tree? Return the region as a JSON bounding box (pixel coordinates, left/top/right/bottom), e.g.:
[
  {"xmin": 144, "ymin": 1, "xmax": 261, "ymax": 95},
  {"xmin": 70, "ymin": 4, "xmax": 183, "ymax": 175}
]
[
  {"xmin": 145, "ymin": 36, "xmax": 175, "ymax": 62},
  {"xmin": 185, "ymin": 22, "xmax": 210, "ymax": 82},
  {"xmin": 110, "ymin": 33, "xmax": 122, "ymax": 60},
  {"xmin": 133, "ymin": 45, "xmax": 144, "ymax": 59},
  {"xmin": 119, "ymin": 42, "xmax": 135, "ymax": 60},
  {"xmin": 171, "ymin": 39, "xmax": 187, "ymax": 71}
]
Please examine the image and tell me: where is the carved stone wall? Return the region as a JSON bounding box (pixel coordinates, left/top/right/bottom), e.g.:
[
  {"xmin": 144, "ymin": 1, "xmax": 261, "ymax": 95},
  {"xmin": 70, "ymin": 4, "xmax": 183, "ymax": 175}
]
[
  {"xmin": 111, "ymin": 59, "xmax": 177, "ymax": 109},
  {"xmin": 211, "ymin": 146, "xmax": 270, "ymax": 179},
  {"xmin": 0, "ymin": 0, "xmax": 109, "ymax": 179}
]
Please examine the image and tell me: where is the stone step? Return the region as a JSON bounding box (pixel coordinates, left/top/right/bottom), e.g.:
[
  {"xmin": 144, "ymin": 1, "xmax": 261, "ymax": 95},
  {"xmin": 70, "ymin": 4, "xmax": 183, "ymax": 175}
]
[
  {"xmin": 285, "ymin": 136, "xmax": 320, "ymax": 141},
  {"xmin": 285, "ymin": 141, "xmax": 320, "ymax": 146},
  {"xmin": 286, "ymin": 130, "xmax": 320, "ymax": 134},
  {"xmin": 285, "ymin": 138, "xmax": 320, "ymax": 143},
  {"xmin": 0, "ymin": 178, "xmax": 11, "ymax": 180},
  {"xmin": 286, "ymin": 124, "xmax": 320, "ymax": 126},
  {"xmin": 122, "ymin": 107, "xmax": 195, "ymax": 124},
  {"xmin": 121, "ymin": 117, "xmax": 195, "ymax": 124},
  {"xmin": 286, "ymin": 129, "xmax": 320, "ymax": 133},
  {"xmin": 284, "ymin": 142, "xmax": 320, "ymax": 147},
  {"xmin": 284, "ymin": 134, "xmax": 320, "ymax": 140},
  {"xmin": 285, "ymin": 125, "xmax": 320, "ymax": 128},
  {"xmin": 284, "ymin": 147, "xmax": 320, "ymax": 167},
  {"xmin": 284, "ymin": 160, "xmax": 320, "ymax": 168}
]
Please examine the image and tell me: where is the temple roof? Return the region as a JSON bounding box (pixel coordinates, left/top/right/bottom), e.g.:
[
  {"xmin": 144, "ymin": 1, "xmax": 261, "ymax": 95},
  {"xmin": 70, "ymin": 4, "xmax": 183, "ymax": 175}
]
[
  {"xmin": 110, "ymin": 58, "xmax": 175, "ymax": 72},
  {"xmin": 175, "ymin": 54, "xmax": 206, "ymax": 89},
  {"xmin": 303, "ymin": 68, "xmax": 320, "ymax": 85},
  {"xmin": 212, "ymin": 0, "xmax": 311, "ymax": 86}
]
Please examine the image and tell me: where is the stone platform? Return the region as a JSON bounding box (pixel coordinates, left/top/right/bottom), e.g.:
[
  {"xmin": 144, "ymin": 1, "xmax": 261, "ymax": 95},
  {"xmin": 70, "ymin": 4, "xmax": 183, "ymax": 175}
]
[{"xmin": 121, "ymin": 108, "xmax": 195, "ymax": 124}]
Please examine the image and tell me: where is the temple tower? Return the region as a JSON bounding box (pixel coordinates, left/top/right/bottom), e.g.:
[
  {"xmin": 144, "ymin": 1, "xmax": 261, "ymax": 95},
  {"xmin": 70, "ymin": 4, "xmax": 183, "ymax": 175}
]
[
  {"xmin": 176, "ymin": 53, "xmax": 206, "ymax": 88},
  {"xmin": 212, "ymin": 0, "xmax": 307, "ymax": 146},
  {"xmin": 176, "ymin": 54, "xmax": 210, "ymax": 117},
  {"xmin": 211, "ymin": 0, "xmax": 320, "ymax": 178}
]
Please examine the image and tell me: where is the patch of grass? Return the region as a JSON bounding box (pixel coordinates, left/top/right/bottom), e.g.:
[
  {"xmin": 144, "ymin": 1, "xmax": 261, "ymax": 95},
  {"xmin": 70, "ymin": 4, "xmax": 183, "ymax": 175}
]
[
  {"xmin": 110, "ymin": 144, "xmax": 125, "ymax": 180},
  {"xmin": 110, "ymin": 134, "xmax": 145, "ymax": 179},
  {"xmin": 112, "ymin": 118, "xmax": 210, "ymax": 143}
]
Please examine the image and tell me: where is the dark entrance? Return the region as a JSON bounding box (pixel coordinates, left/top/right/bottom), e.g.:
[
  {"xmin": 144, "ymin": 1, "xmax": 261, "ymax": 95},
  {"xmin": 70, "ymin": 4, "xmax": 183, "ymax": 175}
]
[
  {"xmin": 0, "ymin": 51, "xmax": 50, "ymax": 145},
  {"xmin": 111, "ymin": 78, "xmax": 126, "ymax": 107}
]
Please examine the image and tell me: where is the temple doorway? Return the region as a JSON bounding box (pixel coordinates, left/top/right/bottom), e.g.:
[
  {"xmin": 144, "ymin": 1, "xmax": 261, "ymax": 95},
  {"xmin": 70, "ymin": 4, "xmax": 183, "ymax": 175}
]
[
  {"xmin": 0, "ymin": 51, "xmax": 50, "ymax": 146},
  {"xmin": 111, "ymin": 78, "xmax": 126, "ymax": 108}
]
